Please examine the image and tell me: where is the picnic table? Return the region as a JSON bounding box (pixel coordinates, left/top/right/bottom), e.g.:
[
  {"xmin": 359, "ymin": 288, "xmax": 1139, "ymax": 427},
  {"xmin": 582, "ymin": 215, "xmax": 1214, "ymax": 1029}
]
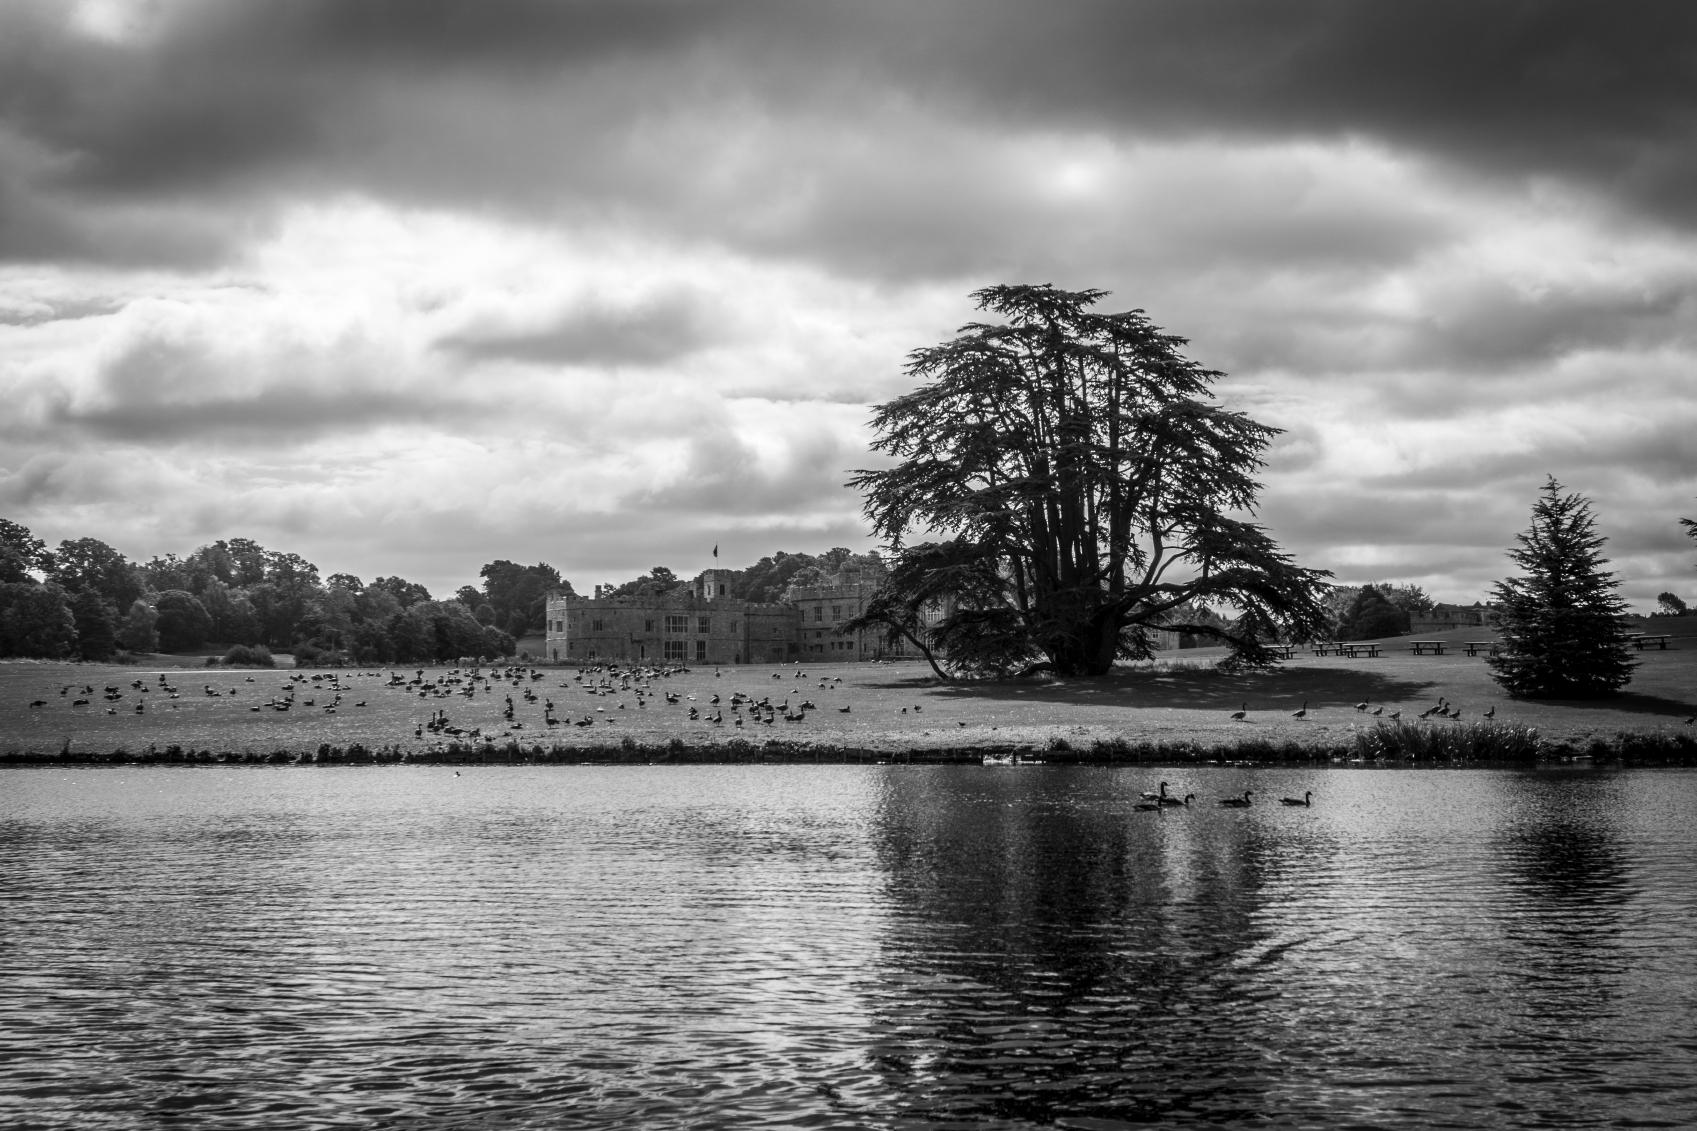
[
  {"xmin": 1628, "ymin": 633, "xmax": 1674, "ymax": 650},
  {"xmin": 1339, "ymin": 642, "xmax": 1383, "ymax": 658},
  {"xmin": 1408, "ymin": 640, "xmax": 1447, "ymax": 656},
  {"xmin": 1462, "ymin": 641, "xmax": 1499, "ymax": 656},
  {"xmin": 1269, "ymin": 643, "xmax": 1299, "ymax": 659}
]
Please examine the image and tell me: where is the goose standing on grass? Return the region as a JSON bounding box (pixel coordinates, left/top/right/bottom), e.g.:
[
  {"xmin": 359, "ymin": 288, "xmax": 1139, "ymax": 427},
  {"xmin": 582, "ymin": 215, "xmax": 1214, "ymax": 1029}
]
[
  {"xmin": 1371, "ymin": 706, "xmax": 1384, "ymax": 716},
  {"xmin": 1483, "ymin": 706, "xmax": 1496, "ymax": 720},
  {"xmin": 1354, "ymin": 700, "xmax": 1369, "ymax": 712},
  {"xmin": 1219, "ymin": 790, "xmax": 1254, "ymax": 808},
  {"xmin": 1230, "ymin": 702, "xmax": 1247, "ymax": 721},
  {"xmin": 1280, "ymin": 791, "xmax": 1313, "ymax": 807},
  {"xmin": 1388, "ymin": 710, "xmax": 1402, "ymax": 721},
  {"xmin": 1291, "ymin": 701, "xmax": 1308, "ymax": 720}
]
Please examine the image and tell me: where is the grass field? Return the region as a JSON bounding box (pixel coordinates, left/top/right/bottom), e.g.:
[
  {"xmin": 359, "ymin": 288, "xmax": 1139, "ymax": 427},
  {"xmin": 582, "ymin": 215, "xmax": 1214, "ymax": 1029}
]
[{"xmin": 3, "ymin": 618, "xmax": 1693, "ymax": 759}]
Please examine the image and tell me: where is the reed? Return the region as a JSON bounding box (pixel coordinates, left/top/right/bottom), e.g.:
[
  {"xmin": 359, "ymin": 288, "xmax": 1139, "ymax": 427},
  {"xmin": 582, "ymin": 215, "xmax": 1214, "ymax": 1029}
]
[{"xmin": 1353, "ymin": 720, "xmax": 1543, "ymax": 761}]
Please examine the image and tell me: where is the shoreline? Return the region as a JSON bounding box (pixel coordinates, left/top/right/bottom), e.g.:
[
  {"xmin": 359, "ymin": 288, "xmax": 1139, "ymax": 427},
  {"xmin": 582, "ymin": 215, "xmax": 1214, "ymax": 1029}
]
[{"xmin": 6, "ymin": 727, "xmax": 1695, "ymax": 767}]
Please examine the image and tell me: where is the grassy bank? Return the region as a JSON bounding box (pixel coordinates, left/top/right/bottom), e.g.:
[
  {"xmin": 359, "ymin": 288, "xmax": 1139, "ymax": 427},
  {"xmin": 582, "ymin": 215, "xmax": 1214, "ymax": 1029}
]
[
  {"xmin": 5, "ymin": 722, "xmax": 1695, "ymax": 767},
  {"xmin": 5, "ymin": 624, "xmax": 1692, "ymax": 765}
]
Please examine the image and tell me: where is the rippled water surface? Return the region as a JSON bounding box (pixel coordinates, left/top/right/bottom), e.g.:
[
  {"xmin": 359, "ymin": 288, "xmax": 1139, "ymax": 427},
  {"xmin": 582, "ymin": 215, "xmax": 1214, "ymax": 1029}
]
[{"xmin": 4, "ymin": 765, "xmax": 1695, "ymax": 1129}]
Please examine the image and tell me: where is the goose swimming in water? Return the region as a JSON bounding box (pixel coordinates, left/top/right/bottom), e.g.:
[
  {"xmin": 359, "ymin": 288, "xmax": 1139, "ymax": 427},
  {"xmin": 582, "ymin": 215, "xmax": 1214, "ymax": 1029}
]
[
  {"xmin": 1139, "ymin": 781, "xmax": 1171, "ymax": 802},
  {"xmin": 1158, "ymin": 792, "xmax": 1194, "ymax": 808},
  {"xmin": 1219, "ymin": 790, "xmax": 1254, "ymax": 808},
  {"xmin": 1280, "ymin": 791, "xmax": 1313, "ymax": 807}
]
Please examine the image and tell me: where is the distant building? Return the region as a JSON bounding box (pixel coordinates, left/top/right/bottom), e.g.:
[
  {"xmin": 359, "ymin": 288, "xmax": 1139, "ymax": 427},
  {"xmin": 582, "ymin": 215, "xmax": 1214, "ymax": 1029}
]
[
  {"xmin": 541, "ymin": 557, "xmax": 928, "ymax": 665},
  {"xmin": 1409, "ymin": 601, "xmax": 1500, "ymax": 635}
]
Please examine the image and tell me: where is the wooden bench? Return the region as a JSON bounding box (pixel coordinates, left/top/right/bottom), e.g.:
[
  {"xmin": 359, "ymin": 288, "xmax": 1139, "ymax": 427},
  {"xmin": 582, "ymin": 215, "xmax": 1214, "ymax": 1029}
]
[
  {"xmin": 1628, "ymin": 633, "xmax": 1674, "ymax": 650},
  {"xmin": 1408, "ymin": 640, "xmax": 1447, "ymax": 656},
  {"xmin": 1462, "ymin": 641, "xmax": 1499, "ymax": 657}
]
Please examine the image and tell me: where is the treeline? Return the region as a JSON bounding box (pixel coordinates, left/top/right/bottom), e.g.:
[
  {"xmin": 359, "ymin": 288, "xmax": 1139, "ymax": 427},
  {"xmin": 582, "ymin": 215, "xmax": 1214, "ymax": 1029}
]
[
  {"xmin": 604, "ymin": 548, "xmax": 882, "ymax": 603},
  {"xmin": 0, "ymin": 519, "xmax": 569, "ymax": 664}
]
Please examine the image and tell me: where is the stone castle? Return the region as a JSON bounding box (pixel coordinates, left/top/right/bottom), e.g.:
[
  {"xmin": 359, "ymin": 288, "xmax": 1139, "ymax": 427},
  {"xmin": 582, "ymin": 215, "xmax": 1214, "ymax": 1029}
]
[{"xmin": 542, "ymin": 557, "xmax": 922, "ymax": 665}]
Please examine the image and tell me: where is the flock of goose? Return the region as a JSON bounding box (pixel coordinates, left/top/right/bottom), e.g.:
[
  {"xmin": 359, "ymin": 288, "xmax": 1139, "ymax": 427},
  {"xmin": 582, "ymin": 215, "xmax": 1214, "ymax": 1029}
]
[
  {"xmin": 1228, "ymin": 696, "xmax": 1499, "ymax": 722},
  {"xmin": 1134, "ymin": 780, "xmax": 1313, "ymax": 811}
]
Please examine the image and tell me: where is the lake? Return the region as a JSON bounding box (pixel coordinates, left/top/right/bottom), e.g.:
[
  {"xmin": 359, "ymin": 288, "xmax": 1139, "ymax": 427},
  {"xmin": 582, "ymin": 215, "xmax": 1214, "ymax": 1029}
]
[{"xmin": 3, "ymin": 765, "xmax": 1694, "ymax": 1128}]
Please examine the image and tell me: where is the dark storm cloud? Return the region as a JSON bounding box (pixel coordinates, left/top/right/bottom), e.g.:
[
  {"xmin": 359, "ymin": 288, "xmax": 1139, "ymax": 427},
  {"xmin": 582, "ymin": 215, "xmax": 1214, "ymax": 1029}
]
[
  {"xmin": 36, "ymin": 333, "xmax": 488, "ymax": 444},
  {"xmin": 7, "ymin": 0, "xmax": 1697, "ymax": 267},
  {"xmin": 439, "ymin": 292, "xmax": 716, "ymax": 367}
]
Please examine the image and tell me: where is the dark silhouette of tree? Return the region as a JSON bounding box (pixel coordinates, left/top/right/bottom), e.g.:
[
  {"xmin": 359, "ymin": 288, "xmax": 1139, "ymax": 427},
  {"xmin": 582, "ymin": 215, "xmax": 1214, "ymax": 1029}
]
[
  {"xmin": 71, "ymin": 588, "xmax": 117, "ymax": 660},
  {"xmin": 1, "ymin": 519, "xmax": 52, "ymax": 584},
  {"xmin": 370, "ymin": 575, "xmax": 432, "ymax": 609},
  {"xmin": 155, "ymin": 590, "xmax": 213, "ymax": 652},
  {"xmin": 477, "ymin": 560, "xmax": 564, "ymax": 634},
  {"xmin": 48, "ymin": 537, "xmax": 144, "ymax": 611},
  {"xmin": 1657, "ymin": 592, "xmax": 1689, "ymax": 617},
  {"xmin": 0, "ymin": 582, "xmax": 77, "ymax": 658},
  {"xmin": 1488, "ymin": 478, "xmax": 1636, "ymax": 699},
  {"xmin": 117, "ymin": 599, "xmax": 158, "ymax": 653},
  {"xmin": 1337, "ymin": 584, "xmax": 1410, "ymax": 640},
  {"xmin": 848, "ymin": 284, "xmax": 1330, "ymax": 677}
]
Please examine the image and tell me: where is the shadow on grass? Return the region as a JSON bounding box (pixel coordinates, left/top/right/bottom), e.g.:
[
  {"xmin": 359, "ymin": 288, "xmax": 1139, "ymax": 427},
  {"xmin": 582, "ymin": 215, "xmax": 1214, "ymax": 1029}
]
[
  {"xmin": 1527, "ymin": 690, "xmax": 1697, "ymax": 719},
  {"xmin": 889, "ymin": 667, "xmax": 1444, "ymax": 712}
]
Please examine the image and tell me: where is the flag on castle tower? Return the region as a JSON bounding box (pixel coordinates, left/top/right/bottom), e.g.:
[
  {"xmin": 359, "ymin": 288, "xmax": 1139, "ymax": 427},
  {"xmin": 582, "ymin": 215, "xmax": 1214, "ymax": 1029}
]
[{"xmin": 713, "ymin": 544, "xmax": 718, "ymax": 558}]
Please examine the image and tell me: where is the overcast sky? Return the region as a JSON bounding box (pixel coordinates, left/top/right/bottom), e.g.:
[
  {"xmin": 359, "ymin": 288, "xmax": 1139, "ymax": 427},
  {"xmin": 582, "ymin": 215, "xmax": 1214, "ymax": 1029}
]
[{"xmin": 2, "ymin": 0, "xmax": 1694, "ymax": 606}]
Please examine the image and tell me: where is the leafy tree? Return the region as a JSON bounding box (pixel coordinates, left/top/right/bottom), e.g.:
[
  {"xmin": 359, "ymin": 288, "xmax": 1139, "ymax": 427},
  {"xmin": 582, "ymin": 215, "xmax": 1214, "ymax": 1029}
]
[
  {"xmin": 117, "ymin": 599, "xmax": 159, "ymax": 653},
  {"xmin": 456, "ymin": 585, "xmax": 483, "ymax": 608},
  {"xmin": 1, "ymin": 519, "xmax": 53, "ymax": 582},
  {"xmin": 370, "ymin": 575, "xmax": 432, "ymax": 609},
  {"xmin": 0, "ymin": 582, "xmax": 77, "ymax": 657},
  {"xmin": 141, "ymin": 554, "xmax": 195, "ymax": 593},
  {"xmin": 729, "ymin": 552, "xmax": 822, "ymax": 603},
  {"xmin": 848, "ymin": 284, "xmax": 1330, "ymax": 677},
  {"xmin": 478, "ymin": 560, "xmax": 565, "ymax": 634},
  {"xmin": 1337, "ymin": 584, "xmax": 1411, "ymax": 640},
  {"xmin": 1657, "ymin": 592, "xmax": 1689, "ymax": 617},
  {"xmin": 50, "ymin": 537, "xmax": 145, "ymax": 611},
  {"xmin": 155, "ymin": 590, "xmax": 213, "ymax": 652},
  {"xmin": 349, "ymin": 620, "xmax": 393, "ymax": 664},
  {"xmin": 71, "ymin": 588, "xmax": 117, "ymax": 660},
  {"xmin": 224, "ymin": 538, "xmax": 269, "ymax": 586},
  {"xmin": 327, "ymin": 573, "xmax": 365, "ymax": 592},
  {"xmin": 609, "ymin": 566, "xmax": 683, "ymax": 599},
  {"xmin": 264, "ymin": 551, "xmax": 321, "ymax": 589},
  {"xmin": 1487, "ymin": 478, "xmax": 1636, "ymax": 699},
  {"xmin": 199, "ymin": 580, "xmax": 261, "ymax": 645}
]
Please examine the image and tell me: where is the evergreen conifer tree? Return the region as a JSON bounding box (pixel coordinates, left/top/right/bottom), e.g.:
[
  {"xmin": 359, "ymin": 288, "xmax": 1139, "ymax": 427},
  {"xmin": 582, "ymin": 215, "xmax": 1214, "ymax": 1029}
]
[{"xmin": 1487, "ymin": 478, "xmax": 1635, "ymax": 698}]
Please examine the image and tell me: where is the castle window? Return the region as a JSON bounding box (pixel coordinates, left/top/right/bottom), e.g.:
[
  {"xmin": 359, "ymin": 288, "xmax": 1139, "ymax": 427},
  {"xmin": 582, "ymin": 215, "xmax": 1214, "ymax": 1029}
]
[
  {"xmin": 591, "ymin": 619, "xmax": 604, "ymax": 632},
  {"xmin": 696, "ymin": 640, "xmax": 707, "ymax": 662},
  {"xmin": 664, "ymin": 640, "xmax": 686, "ymax": 661},
  {"xmin": 718, "ymin": 584, "xmax": 726, "ymax": 596},
  {"xmin": 832, "ymin": 606, "xmax": 841, "ymax": 621},
  {"xmin": 645, "ymin": 620, "xmax": 654, "ymax": 632},
  {"xmin": 814, "ymin": 606, "xmax": 823, "ymax": 621},
  {"xmin": 698, "ymin": 616, "xmax": 711, "ymax": 634},
  {"xmin": 665, "ymin": 615, "xmax": 688, "ymax": 634}
]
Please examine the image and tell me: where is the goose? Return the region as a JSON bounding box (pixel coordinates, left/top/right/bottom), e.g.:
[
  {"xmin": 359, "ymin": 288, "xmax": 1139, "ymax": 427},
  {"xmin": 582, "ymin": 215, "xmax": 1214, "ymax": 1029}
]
[
  {"xmin": 1134, "ymin": 800, "xmax": 1163, "ymax": 812},
  {"xmin": 1280, "ymin": 791, "xmax": 1313, "ymax": 807},
  {"xmin": 1388, "ymin": 710, "xmax": 1402, "ymax": 721},
  {"xmin": 1371, "ymin": 706, "xmax": 1383, "ymax": 716},
  {"xmin": 1483, "ymin": 706, "xmax": 1496, "ymax": 720},
  {"xmin": 1219, "ymin": 790, "xmax": 1254, "ymax": 808},
  {"xmin": 1354, "ymin": 700, "xmax": 1369, "ymax": 712},
  {"xmin": 1140, "ymin": 781, "xmax": 1171, "ymax": 802},
  {"xmin": 1291, "ymin": 701, "xmax": 1308, "ymax": 720},
  {"xmin": 1230, "ymin": 702, "xmax": 1247, "ymax": 721},
  {"xmin": 1158, "ymin": 793, "xmax": 1194, "ymax": 808},
  {"xmin": 838, "ymin": 705, "xmax": 851, "ymax": 713}
]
